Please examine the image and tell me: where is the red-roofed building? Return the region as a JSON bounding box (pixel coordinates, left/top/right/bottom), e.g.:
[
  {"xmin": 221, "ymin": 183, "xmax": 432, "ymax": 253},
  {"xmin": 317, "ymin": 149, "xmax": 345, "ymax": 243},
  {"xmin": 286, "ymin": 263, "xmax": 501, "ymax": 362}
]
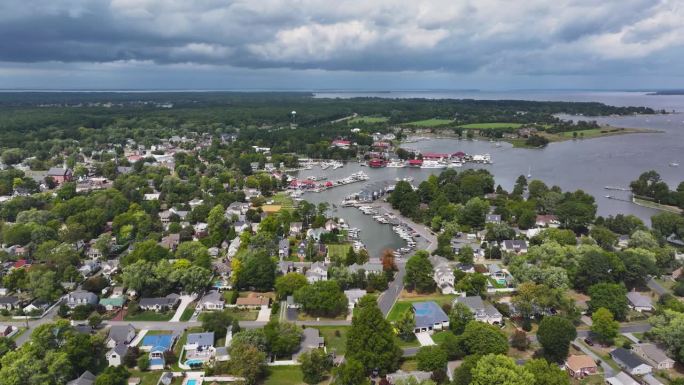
[
  {"xmin": 452, "ymin": 152, "xmax": 466, "ymax": 158},
  {"xmin": 126, "ymin": 155, "xmax": 143, "ymax": 163},
  {"xmin": 422, "ymin": 153, "xmax": 450, "ymax": 160},
  {"xmin": 12, "ymin": 259, "xmax": 30, "ymax": 270},
  {"xmin": 368, "ymin": 158, "xmax": 386, "ymax": 168},
  {"xmin": 372, "ymin": 141, "xmax": 391, "ymax": 149},
  {"xmin": 407, "ymin": 159, "xmax": 423, "ymax": 167},
  {"xmin": 536, "ymin": 214, "xmax": 560, "ymax": 228}
]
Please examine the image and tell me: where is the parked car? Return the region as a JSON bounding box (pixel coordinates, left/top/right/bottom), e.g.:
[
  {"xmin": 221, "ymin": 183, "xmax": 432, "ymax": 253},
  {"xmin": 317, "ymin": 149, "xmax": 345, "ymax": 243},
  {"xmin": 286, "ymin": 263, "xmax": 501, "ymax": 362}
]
[{"xmin": 584, "ymin": 337, "xmax": 594, "ymax": 346}]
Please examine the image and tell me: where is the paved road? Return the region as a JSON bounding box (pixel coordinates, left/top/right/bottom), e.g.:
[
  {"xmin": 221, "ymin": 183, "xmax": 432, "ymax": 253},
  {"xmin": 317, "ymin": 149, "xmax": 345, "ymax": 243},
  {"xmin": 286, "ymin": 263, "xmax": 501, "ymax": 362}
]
[
  {"xmin": 573, "ymin": 338, "xmax": 614, "ymax": 377},
  {"xmin": 647, "ymin": 277, "xmax": 669, "ymax": 296},
  {"xmin": 576, "ymin": 322, "xmax": 652, "ymax": 338}
]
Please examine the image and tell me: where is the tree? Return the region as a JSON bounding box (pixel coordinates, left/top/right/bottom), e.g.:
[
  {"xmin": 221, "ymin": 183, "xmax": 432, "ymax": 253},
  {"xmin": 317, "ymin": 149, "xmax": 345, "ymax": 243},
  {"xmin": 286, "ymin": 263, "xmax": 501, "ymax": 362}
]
[
  {"xmin": 237, "ymin": 251, "xmax": 276, "ymax": 291},
  {"xmin": 457, "ymin": 245, "xmax": 474, "ymax": 265},
  {"xmin": 591, "ymin": 307, "xmax": 619, "ymax": 344},
  {"xmin": 470, "ymin": 354, "xmax": 534, "ymax": 385},
  {"xmin": 264, "ymin": 321, "xmax": 302, "ymax": 359},
  {"xmin": 449, "ymin": 302, "xmax": 474, "ymax": 335},
  {"xmin": 416, "ymin": 345, "xmax": 447, "ymax": 372},
  {"xmin": 619, "ymin": 248, "xmax": 657, "ymax": 289},
  {"xmin": 346, "ymin": 296, "xmax": 402, "ymax": 374},
  {"xmin": 537, "ymin": 316, "xmax": 577, "ymax": 362},
  {"xmin": 404, "ymin": 252, "xmax": 435, "ymax": 293},
  {"xmin": 573, "ymin": 249, "xmax": 623, "ymax": 292},
  {"xmin": 88, "ymin": 314, "xmax": 103, "ymax": 329},
  {"xmin": 200, "ymin": 310, "xmax": 235, "ymax": 339},
  {"xmin": 299, "ymin": 348, "xmax": 333, "ymax": 384},
  {"xmin": 459, "ymin": 197, "xmax": 489, "ymax": 229},
  {"xmin": 137, "ymin": 355, "xmax": 150, "ymax": 371},
  {"xmin": 454, "ymin": 273, "xmax": 487, "ymax": 296},
  {"xmin": 511, "ymin": 330, "xmax": 529, "ymax": 351},
  {"xmin": 395, "ymin": 309, "xmax": 416, "ymax": 341},
  {"xmin": 94, "ymin": 366, "xmax": 130, "ymax": 385},
  {"xmin": 648, "ymin": 310, "xmax": 684, "ymax": 363},
  {"xmin": 334, "ymin": 359, "xmax": 370, "ymax": 385},
  {"xmin": 229, "ymin": 342, "xmax": 266, "ymax": 385},
  {"xmin": 294, "ymin": 280, "xmax": 348, "ymax": 318},
  {"xmin": 452, "ymin": 354, "xmax": 480, "ymax": 385},
  {"xmin": 587, "ymin": 283, "xmax": 628, "ymax": 321},
  {"xmin": 523, "ymin": 358, "xmax": 570, "ymax": 385},
  {"xmin": 175, "ymin": 241, "xmax": 211, "ymax": 269},
  {"xmin": 439, "ymin": 332, "xmax": 462, "ymax": 360},
  {"xmin": 457, "ymin": 321, "xmax": 508, "ymax": 356},
  {"xmin": 275, "ymin": 273, "xmax": 308, "ymax": 299}
]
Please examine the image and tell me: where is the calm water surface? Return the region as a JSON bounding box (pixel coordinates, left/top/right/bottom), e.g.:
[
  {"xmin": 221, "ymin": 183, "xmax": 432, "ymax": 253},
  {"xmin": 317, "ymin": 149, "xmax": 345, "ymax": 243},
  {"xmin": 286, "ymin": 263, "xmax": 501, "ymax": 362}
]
[{"xmin": 302, "ymin": 91, "xmax": 684, "ymax": 257}]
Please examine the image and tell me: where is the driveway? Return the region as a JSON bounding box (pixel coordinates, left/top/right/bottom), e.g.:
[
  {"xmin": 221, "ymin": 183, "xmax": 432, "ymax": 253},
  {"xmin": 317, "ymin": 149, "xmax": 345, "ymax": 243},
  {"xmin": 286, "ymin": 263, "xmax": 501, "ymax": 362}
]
[
  {"xmin": 647, "ymin": 277, "xmax": 669, "ymax": 296},
  {"xmin": 170, "ymin": 294, "xmax": 196, "ymax": 322},
  {"xmin": 415, "ymin": 332, "xmax": 435, "ymax": 346},
  {"xmin": 573, "ymin": 338, "xmax": 614, "ymax": 377},
  {"xmin": 256, "ymin": 306, "xmax": 271, "ymax": 322}
]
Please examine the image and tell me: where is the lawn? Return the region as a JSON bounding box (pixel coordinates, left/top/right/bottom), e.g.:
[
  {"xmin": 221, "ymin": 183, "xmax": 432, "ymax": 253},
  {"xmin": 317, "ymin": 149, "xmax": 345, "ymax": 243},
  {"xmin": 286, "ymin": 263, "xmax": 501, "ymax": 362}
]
[
  {"xmin": 273, "ymin": 192, "xmax": 296, "ymax": 210},
  {"xmin": 400, "ymin": 358, "xmax": 419, "ymax": 371},
  {"xmin": 221, "ymin": 308, "xmax": 259, "ymax": 321},
  {"xmin": 430, "ymin": 331, "xmax": 452, "ymax": 344},
  {"xmin": 557, "ymin": 128, "xmax": 609, "ymax": 138},
  {"xmin": 395, "ymin": 335, "xmax": 421, "ymax": 349},
  {"xmin": 127, "ymin": 370, "xmax": 169, "ymax": 385},
  {"xmin": 262, "ymin": 366, "xmax": 305, "ymax": 385},
  {"xmin": 405, "ymin": 118, "xmax": 454, "ymax": 127},
  {"xmin": 313, "ymin": 326, "xmax": 348, "ymax": 355},
  {"xmin": 348, "ymin": 116, "xmax": 388, "ymax": 124},
  {"xmin": 179, "ymin": 302, "xmax": 197, "ymax": 321},
  {"xmin": 125, "ymin": 310, "xmax": 174, "ymax": 322},
  {"xmin": 459, "ymin": 122, "xmax": 523, "ymax": 129},
  {"xmin": 327, "ymin": 244, "xmax": 351, "ymax": 260}
]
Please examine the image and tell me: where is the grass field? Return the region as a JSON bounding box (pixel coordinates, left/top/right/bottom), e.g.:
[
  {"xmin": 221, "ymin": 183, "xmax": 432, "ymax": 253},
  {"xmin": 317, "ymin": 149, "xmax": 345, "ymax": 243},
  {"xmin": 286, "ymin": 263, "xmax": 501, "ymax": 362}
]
[
  {"xmin": 430, "ymin": 331, "xmax": 452, "ymax": 344},
  {"xmin": 223, "ymin": 308, "xmax": 259, "ymax": 321},
  {"xmin": 125, "ymin": 310, "xmax": 174, "ymax": 322},
  {"xmin": 262, "ymin": 366, "xmax": 306, "ymax": 385},
  {"xmin": 459, "ymin": 122, "xmax": 523, "ymax": 129},
  {"xmin": 405, "ymin": 118, "xmax": 454, "ymax": 127},
  {"xmin": 179, "ymin": 302, "xmax": 196, "ymax": 321},
  {"xmin": 273, "ymin": 192, "xmax": 296, "ymax": 210},
  {"xmin": 348, "ymin": 116, "xmax": 388, "ymax": 124},
  {"xmin": 326, "ymin": 243, "xmax": 351, "ymax": 260},
  {"xmin": 313, "ymin": 326, "xmax": 349, "ymax": 355},
  {"xmin": 127, "ymin": 370, "xmax": 169, "ymax": 385},
  {"xmin": 395, "ymin": 335, "xmax": 421, "ymax": 348}
]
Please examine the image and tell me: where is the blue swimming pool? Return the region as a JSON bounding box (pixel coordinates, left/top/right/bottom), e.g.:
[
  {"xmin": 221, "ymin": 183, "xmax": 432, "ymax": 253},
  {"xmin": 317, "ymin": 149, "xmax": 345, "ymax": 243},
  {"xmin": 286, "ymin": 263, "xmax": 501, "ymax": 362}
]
[
  {"xmin": 186, "ymin": 380, "xmax": 197, "ymax": 385},
  {"xmin": 185, "ymin": 359, "xmax": 205, "ymax": 366}
]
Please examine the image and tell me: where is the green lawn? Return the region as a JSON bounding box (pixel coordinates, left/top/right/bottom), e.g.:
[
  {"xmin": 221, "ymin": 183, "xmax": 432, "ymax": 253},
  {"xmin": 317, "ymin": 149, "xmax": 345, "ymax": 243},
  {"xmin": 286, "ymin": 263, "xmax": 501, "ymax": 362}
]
[
  {"xmin": 127, "ymin": 370, "xmax": 169, "ymax": 385},
  {"xmin": 395, "ymin": 335, "xmax": 421, "ymax": 349},
  {"xmin": 459, "ymin": 122, "xmax": 523, "ymax": 129},
  {"xmin": 327, "ymin": 244, "xmax": 351, "ymax": 260},
  {"xmin": 9, "ymin": 327, "xmax": 27, "ymax": 341},
  {"xmin": 348, "ymin": 116, "xmax": 388, "ymax": 124},
  {"xmin": 387, "ymin": 294, "xmax": 456, "ymax": 322},
  {"xmin": 262, "ymin": 366, "xmax": 305, "ymax": 385},
  {"xmin": 273, "ymin": 192, "xmax": 296, "ymax": 210},
  {"xmin": 224, "ymin": 308, "xmax": 259, "ymax": 321},
  {"xmin": 405, "ymin": 118, "xmax": 454, "ymax": 127},
  {"xmin": 124, "ymin": 310, "xmax": 174, "ymax": 322},
  {"xmin": 430, "ymin": 331, "xmax": 452, "ymax": 344},
  {"xmin": 400, "ymin": 358, "xmax": 419, "ymax": 371},
  {"xmin": 313, "ymin": 326, "xmax": 349, "ymax": 355},
  {"xmin": 179, "ymin": 302, "xmax": 196, "ymax": 321},
  {"xmin": 558, "ymin": 128, "xmax": 607, "ymax": 138}
]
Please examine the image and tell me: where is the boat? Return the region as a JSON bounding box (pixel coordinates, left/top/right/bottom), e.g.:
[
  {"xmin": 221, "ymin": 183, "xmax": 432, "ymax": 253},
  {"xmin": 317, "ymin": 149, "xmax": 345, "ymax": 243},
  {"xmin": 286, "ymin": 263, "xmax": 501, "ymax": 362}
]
[
  {"xmin": 527, "ymin": 166, "xmax": 532, "ymax": 179},
  {"xmin": 420, "ymin": 160, "xmax": 447, "ymax": 169},
  {"xmin": 448, "ymin": 160, "xmax": 463, "ymax": 168},
  {"xmin": 387, "ymin": 160, "xmax": 406, "ymax": 168},
  {"xmin": 670, "ymin": 162, "xmax": 679, "ymax": 167}
]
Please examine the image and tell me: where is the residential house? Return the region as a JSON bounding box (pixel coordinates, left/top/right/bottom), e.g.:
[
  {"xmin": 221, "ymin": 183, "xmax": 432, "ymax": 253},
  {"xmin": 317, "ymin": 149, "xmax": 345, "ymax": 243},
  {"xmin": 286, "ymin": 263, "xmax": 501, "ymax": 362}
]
[
  {"xmin": 159, "ymin": 234, "xmax": 180, "ymax": 251},
  {"xmin": 67, "ymin": 371, "xmax": 96, "ymax": 385},
  {"xmin": 101, "ymin": 260, "xmax": 120, "ymax": 277},
  {"xmin": 144, "ymin": 193, "xmax": 160, "ymax": 201},
  {"xmin": 226, "ymin": 202, "xmax": 250, "ymax": 217},
  {"xmin": 235, "ymin": 295, "xmax": 270, "ymax": 309},
  {"xmin": 140, "ymin": 334, "xmax": 176, "ymax": 369},
  {"xmin": 501, "ymin": 240, "xmax": 528, "ymax": 254},
  {"xmin": 386, "ymin": 371, "xmax": 432, "ymax": 384},
  {"xmin": 0, "ymin": 296, "xmax": 21, "ymax": 311},
  {"xmin": 78, "ymin": 259, "xmax": 100, "ymax": 278},
  {"xmin": 324, "ymin": 219, "xmax": 338, "ymax": 232},
  {"xmin": 185, "ymin": 332, "xmax": 215, "ymax": 355},
  {"xmin": 306, "ymin": 228, "xmax": 326, "ymax": 242},
  {"xmin": 343, "ymin": 289, "xmax": 367, "ymax": 309},
  {"xmin": 606, "ymin": 372, "xmax": 639, "ymax": 385},
  {"xmin": 66, "ymin": 290, "xmax": 99, "ymax": 309},
  {"xmin": 106, "ymin": 343, "xmax": 128, "ymax": 366},
  {"xmin": 290, "ymin": 222, "xmax": 303, "ymax": 236},
  {"xmin": 293, "ymin": 328, "xmax": 325, "ymax": 360},
  {"xmin": 453, "ymin": 296, "xmax": 503, "ymax": 325},
  {"xmin": 159, "ymin": 210, "xmax": 172, "ymax": 226},
  {"xmin": 348, "ymin": 261, "xmax": 383, "ymax": 277},
  {"xmin": 100, "ymin": 296, "xmax": 125, "ymax": 311},
  {"xmin": 485, "ymin": 214, "xmax": 502, "ymax": 224},
  {"xmin": 564, "ymin": 354, "xmax": 597, "ymax": 378},
  {"xmin": 305, "ymin": 262, "xmax": 328, "ymax": 283},
  {"xmin": 642, "ymin": 374, "xmax": 665, "ymax": 385},
  {"xmin": 107, "ymin": 324, "xmax": 136, "ymax": 348},
  {"xmin": 535, "ymin": 214, "xmax": 560, "ymax": 228},
  {"xmin": 198, "ymin": 290, "xmax": 225, "ymax": 311},
  {"xmin": 47, "ymin": 167, "xmax": 73, "ymax": 185},
  {"xmin": 0, "ymin": 325, "xmax": 14, "ymax": 337},
  {"xmin": 233, "ymin": 221, "xmax": 249, "ymax": 234},
  {"xmin": 487, "ymin": 264, "xmax": 510, "ymax": 286},
  {"xmin": 627, "ymin": 292, "xmax": 653, "ymax": 312},
  {"xmin": 193, "ymin": 222, "xmax": 208, "ymax": 238},
  {"xmin": 412, "ymin": 301, "xmax": 449, "ymax": 334},
  {"xmin": 610, "ymin": 348, "xmax": 652, "ymax": 375},
  {"xmin": 278, "ymin": 239, "xmax": 290, "ymax": 260},
  {"xmin": 632, "ymin": 343, "xmax": 675, "ymax": 370},
  {"xmin": 138, "ymin": 294, "xmax": 180, "ymax": 312}
]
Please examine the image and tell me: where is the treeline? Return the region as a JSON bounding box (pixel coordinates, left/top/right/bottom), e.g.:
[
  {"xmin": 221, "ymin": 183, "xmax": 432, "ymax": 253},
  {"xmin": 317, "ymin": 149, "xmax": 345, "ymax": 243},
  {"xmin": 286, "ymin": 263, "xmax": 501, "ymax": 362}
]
[{"xmin": 630, "ymin": 170, "xmax": 684, "ymax": 209}]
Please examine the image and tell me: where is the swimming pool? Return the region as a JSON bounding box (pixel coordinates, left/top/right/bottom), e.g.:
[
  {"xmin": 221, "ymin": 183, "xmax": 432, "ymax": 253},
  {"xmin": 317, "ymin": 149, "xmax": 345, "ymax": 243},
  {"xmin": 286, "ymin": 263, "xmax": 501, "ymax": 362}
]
[
  {"xmin": 186, "ymin": 380, "xmax": 197, "ymax": 385},
  {"xmin": 185, "ymin": 359, "xmax": 205, "ymax": 366}
]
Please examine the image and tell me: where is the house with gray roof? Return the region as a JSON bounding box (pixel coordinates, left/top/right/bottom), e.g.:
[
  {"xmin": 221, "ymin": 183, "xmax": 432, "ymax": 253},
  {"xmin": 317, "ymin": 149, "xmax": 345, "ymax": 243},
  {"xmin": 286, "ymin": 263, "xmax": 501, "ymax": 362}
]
[
  {"xmin": 412, "ymin": 301, "xmax": 449, "ymax": 333},
  {"xmin": 66, "ymin": 290, "xmax": 98, "ymax": 309},
  {"xmin": 107, "ymin": 324, "xmax": 136, "ymax": 349},
  {"xmin": 198, "ymin": 290, "xmax": 224, "ymax": 311},
  {"xmin": 453, "ymin": 295, "xmax": 503, "ymax": 324},
  {"xmin": 139, "ymin": 294, "xmax": 180, "ymax": 312},
  {"xmin": 278, "ymin": 239, "xmax": 290, "ymax": 260},
  {"xmin": 293, "ymin": 328, "xmax": 325, "ymax": 359},
  {"xmin": 106, "ymin": 343, "xmax": 129, "ymax": 366},
  {"xmin": 626, "ymin": 292, "xmax": 653, "ymax": 312},
  {"xmin": 0, "ymin": 296, "xmax": 21, "ymax": 310},
  {"xmin": 610, "ymin": 348, "xmax": 652, "ymax": 375},
  {"xmin": 67, "ymin": 371, "xmax": 96, "ymax": 385},
  {"xmin": 185, "ymin": 332, "xmax": 215, "ymax": 351},
  {"xmin": 501, "ymin": 240, "xmax": 528, "ymax": 254},
  {"xmin": 305, "ymin": 262, "xmax": 328, "ymax": 283},
  {"xmin": 633, "ymin": 343, "xmax": 675, "ymax": 369},
  {"xmin": 348, "ymin": 261, "xmax": 383, "ymax": 276}
]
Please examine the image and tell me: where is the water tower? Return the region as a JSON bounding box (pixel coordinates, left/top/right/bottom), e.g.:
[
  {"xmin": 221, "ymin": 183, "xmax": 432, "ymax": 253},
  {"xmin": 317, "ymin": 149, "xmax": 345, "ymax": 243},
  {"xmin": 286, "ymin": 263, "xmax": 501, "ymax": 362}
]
[{"xmin": 290, "ymin": 110, "xmax": 297, "ymax": 128}]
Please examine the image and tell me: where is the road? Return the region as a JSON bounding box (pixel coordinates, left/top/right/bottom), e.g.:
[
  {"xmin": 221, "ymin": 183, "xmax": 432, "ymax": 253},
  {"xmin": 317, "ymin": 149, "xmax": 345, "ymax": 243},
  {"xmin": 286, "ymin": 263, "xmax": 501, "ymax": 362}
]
[
  {"xmin": 647, "ymin": 277, "xmax": 669, "ymax": 296},
  {"xmin": 576, "ymin": 322, "xmax": 652, "ymax": 338},
  {"xmin": 573, "ymin": 338, "xmax": 615, "ymax": 377},
  {"xmin": 374, "ymin": 201, "xmax": 438, "ymax": 317}
]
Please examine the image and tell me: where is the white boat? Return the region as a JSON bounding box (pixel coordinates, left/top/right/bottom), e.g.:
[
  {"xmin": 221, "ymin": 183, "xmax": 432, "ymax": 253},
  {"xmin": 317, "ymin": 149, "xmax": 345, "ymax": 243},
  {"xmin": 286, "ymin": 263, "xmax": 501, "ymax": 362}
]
[
  {"xmin": 448, "ymin": 160, "xmax": 463, "ymax": 168},
  {"xmin": 387, "ymin": 160, "xmax": 406, "ymax": 168},
  {"xmin": 670, "ymin": 162, "xmax": 679, "ymax": 167},
  {"xmin": 421, "ymin": 160, "xmax": 447, "ymax": 169}
]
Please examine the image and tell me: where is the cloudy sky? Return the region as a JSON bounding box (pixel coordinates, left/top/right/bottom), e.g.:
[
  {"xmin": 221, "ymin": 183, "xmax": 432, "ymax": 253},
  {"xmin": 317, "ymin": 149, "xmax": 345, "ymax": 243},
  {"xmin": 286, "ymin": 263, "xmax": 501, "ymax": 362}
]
[{"xmin": 1, "ymin": 0, "xmax": 683, "ymax": 90}]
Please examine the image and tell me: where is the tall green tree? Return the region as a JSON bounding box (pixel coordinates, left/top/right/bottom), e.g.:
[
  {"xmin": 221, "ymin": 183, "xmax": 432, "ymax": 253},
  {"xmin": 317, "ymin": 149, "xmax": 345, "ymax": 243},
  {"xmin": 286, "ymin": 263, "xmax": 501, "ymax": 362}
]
[
  {"xmin": 404, "ymin": 251, "xmax": 435, "ymax": 293},
  {"xmin": 471, "ymin": 354, "xmax": 534, "ymax": 385},
  {"xmin": 537, "ymin": 316, "xmax": 577, "ymax": 362},
  {"xmin": 299, "ymin": 348, "xmax": 333, "ymax": 384},
  {"xmin": 591, "ymin": 307, "xmax": 619, "ymax": 344}
]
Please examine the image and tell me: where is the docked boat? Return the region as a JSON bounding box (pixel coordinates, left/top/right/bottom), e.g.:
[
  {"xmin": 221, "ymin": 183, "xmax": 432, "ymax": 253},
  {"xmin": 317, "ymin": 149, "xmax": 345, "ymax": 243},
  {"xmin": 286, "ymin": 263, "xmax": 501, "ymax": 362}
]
[
  {"xmin": 448, "ymin": 160, "xmax": 463, "ymax": 168},
  {"xmin": 420, "ymin": 160, "xmax": 447, "ymax": 169},
  {"xmin": 670, "ymin": 162, "xmax": 679, "ymax": 167},
  {"xmin": 387, "ymin": 160, "xmax": 406, "ymax": 168}
]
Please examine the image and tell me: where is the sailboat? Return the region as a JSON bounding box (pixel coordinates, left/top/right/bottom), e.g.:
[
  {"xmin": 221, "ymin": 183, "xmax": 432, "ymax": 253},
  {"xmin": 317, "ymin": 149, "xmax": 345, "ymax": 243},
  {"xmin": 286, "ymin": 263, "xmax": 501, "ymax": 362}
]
[{"xmin": 527, "ymin": 166, "xmax": 532, "ymax": 179}]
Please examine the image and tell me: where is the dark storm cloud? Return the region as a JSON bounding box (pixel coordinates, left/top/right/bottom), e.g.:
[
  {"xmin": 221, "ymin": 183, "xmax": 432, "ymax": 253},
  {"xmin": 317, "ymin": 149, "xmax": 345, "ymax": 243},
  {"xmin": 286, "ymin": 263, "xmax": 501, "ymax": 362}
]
[{"xmin": 0, "ymin": 0, "xmax": 682, "ymax": 82}]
